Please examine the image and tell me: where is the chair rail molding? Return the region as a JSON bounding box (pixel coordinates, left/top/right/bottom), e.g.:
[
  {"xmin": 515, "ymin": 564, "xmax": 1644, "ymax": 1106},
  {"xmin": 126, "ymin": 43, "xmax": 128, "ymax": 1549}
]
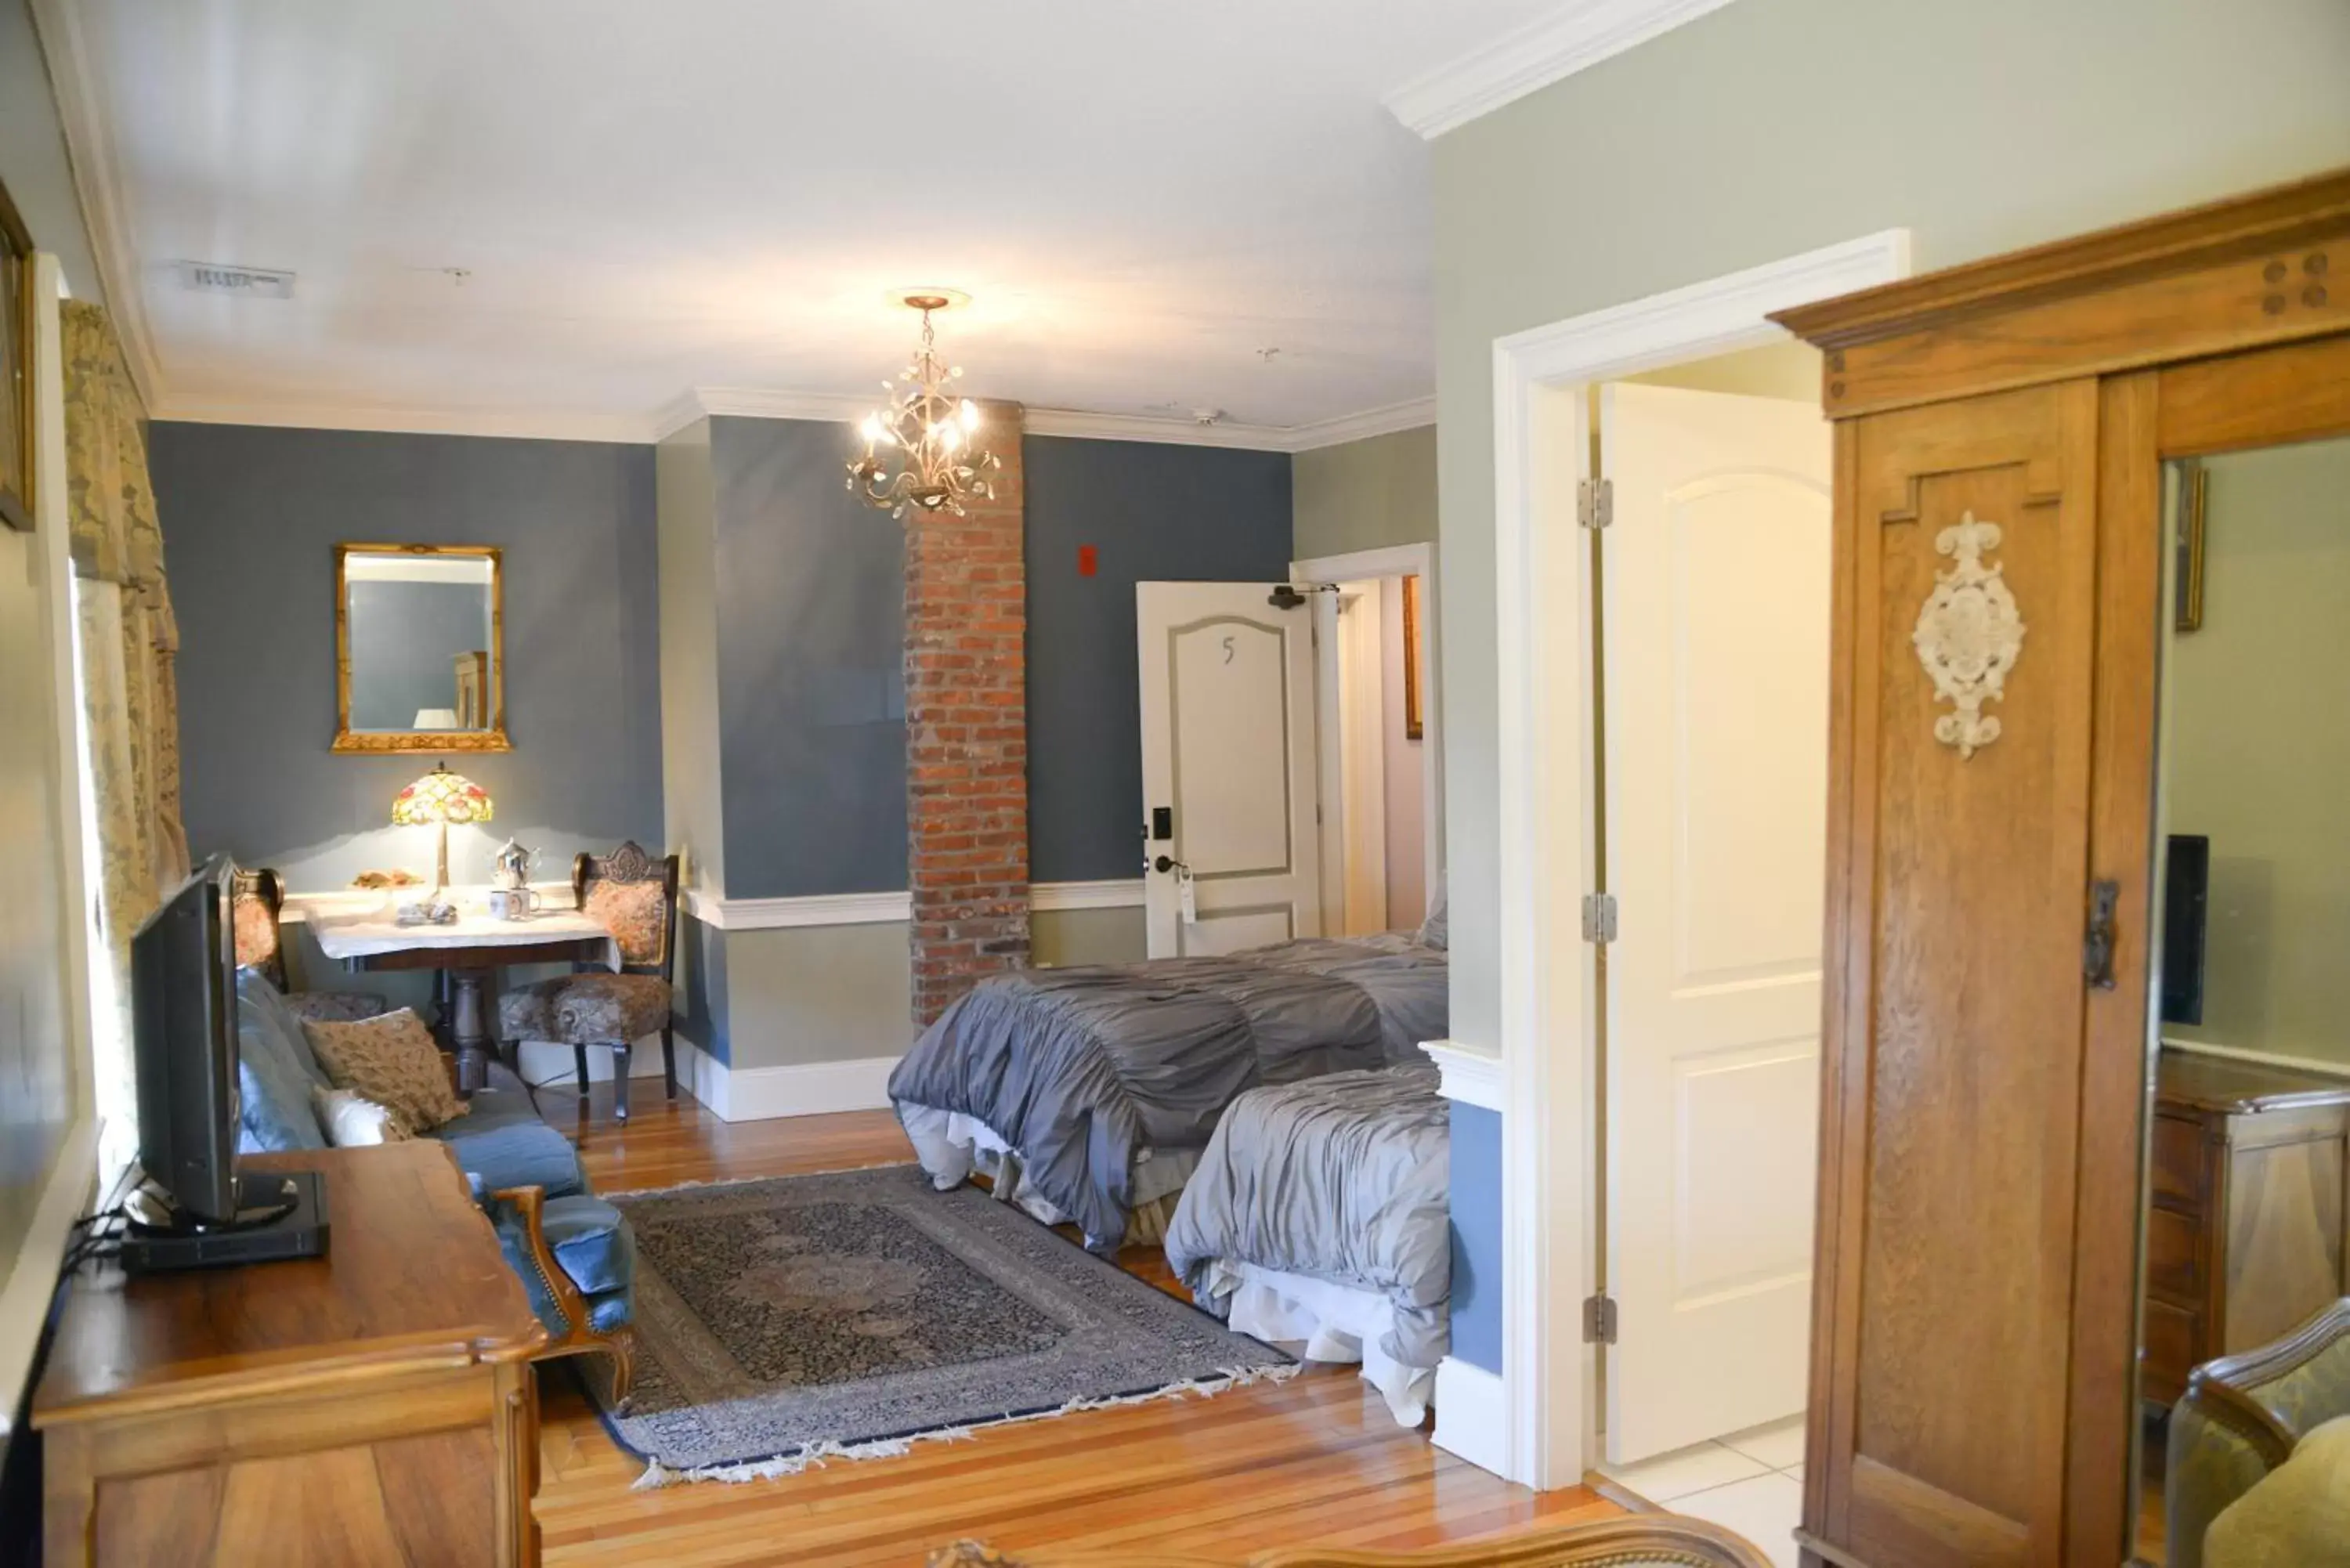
[
  {"xmin": 685, "ymin": 889, "xmax": 913, "ymax": 930},
  {"xmin": 1488, "ymin": 227, "xmax": 1911, "ymax": 1491},
  {"xmin": 1384, "ymin": 0, "xmax": 1741, "ymax": 140},
  {"xmin": 1421, "ymin": 1041, "xmax": 1502, "ymax": 1111},
  {"xmin": 1029, "ymin": 879, "xmax": 1145, "ymax": 912}
]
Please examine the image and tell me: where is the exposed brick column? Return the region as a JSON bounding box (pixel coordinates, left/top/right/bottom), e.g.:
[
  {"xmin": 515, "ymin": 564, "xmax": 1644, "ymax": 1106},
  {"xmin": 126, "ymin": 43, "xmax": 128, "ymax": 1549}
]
[{"xmin": 906, "ymin": 400, "xmax": 1030, "ymax": 1025}]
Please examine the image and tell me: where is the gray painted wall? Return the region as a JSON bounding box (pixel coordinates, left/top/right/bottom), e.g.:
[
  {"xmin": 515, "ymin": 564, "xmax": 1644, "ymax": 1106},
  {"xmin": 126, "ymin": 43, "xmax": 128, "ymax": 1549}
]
[
  {"xmin": 1292, "ymin": 425, "xmax": 1438, "ymax": 562},
  {"xmin": 153, "ymin": 424, "xmax": 663, "ymax": 889},
  {"xmin": 1430, "ymin": 0, "xmax": 2350, "ymax": 1375},
  {"xmin": 1447, "ymin": 1102, "xmax": 1502, "ymax": 1371},
  {"xmin": 345, "ymin": 580, "xmax": 494, "ymax": 732},
  {"xmin": 709, "ymin": 416, "xmax": 908, "ymax": 898},
  {"xmin": 1025, "ymin": 435, "xmax": 1293, "ymax": 883}
]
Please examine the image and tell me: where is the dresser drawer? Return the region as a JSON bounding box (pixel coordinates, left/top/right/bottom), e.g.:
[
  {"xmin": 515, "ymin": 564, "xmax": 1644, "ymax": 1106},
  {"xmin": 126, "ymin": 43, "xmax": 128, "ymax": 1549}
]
[
  {"xmin": 2142, "ymin": 1295, "xmax": 2205, "ymax": 1408},
  {"xmin": 2149, "ymin": 1115, "xmax": 2207, "ymax": 1209},
  {"xmin": 2144, "ymin": 1204, "xmax": 2203, "ymax": 1302}
]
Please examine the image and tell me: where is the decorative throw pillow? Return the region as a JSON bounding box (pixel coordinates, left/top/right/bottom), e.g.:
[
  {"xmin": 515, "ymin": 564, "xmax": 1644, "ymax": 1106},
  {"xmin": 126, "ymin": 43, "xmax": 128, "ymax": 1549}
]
[
  {"xmin": 302, "ymin": 1008, "xmax": 469, "ymax": 1135},
  {"xmin": 2204, "ymin": 1415, "xmax": 2350, "ymax": 1568},
  {"xmin": 585, "ymin": 879, "xmax": 667, "ymax": 966},
  {"xmin": 310, "ymin": 1085, "xmax": 411, "ymax": 1147}
]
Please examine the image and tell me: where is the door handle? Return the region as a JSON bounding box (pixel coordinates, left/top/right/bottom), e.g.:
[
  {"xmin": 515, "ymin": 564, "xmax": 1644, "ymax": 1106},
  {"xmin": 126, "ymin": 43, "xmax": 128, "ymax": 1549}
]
[
  {"xmin": 2084, "ymin": 879, "xmax": 2120, "ymax": 990},
  {"xmin": 1153, "ymin": 855, "xmax": 1188, "ymax": 876}
]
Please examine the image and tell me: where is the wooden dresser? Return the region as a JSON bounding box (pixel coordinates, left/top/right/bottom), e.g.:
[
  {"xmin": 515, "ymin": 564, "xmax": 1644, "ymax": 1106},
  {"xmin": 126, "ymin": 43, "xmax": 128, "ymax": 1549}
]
[
  {"xmin": 2144, "ymin": 1047, "xmax": 2350, "ymax": 1407},
  {"xmin": 34, "ymin": 1143, "xmax": 548, "ymax": 1567}
]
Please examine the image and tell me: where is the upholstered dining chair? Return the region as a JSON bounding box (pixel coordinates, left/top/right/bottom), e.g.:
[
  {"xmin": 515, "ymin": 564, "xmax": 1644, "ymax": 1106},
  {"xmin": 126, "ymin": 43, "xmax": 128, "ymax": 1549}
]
[
  {"xmin": 497, "ymin": 842, "xmax": 681, "ymax": 1126},
  {"xmin": 230, "ymin": 867, "xmax": 388, "ymax": 1023}
]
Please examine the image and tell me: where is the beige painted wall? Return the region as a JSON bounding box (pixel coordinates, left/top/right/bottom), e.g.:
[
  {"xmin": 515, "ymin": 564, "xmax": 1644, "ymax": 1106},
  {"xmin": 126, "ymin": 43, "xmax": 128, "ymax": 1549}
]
[
  {"xmin": 2163, "ymin": 439, "xmax": 2350, "ymax": 1068},
  {"xmin": 715, "ymin": 921, "xmax": 914, "ymax": 1070},
  {"xmin": 1293, "ymin": 425, "xmax": 1438, "ymax": 562},
  {"xmin": 1032, "ymin": 905, "xmax": 1147, "ymax": 967},
  {"xmin": 1433, "ymin": 0, "xmax": 2350, "ymax": 1049},
  {"xmin": 656, "ymin": 419, "xmax": 725, "ymax": 898}
]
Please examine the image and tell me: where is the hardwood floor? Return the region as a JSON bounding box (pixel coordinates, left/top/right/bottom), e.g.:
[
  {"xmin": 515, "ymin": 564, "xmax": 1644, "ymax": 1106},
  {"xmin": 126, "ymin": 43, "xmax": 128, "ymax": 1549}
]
[{"xmin": 530, "ymin": 1083, "xmax": 1621, "ymax": 1566}]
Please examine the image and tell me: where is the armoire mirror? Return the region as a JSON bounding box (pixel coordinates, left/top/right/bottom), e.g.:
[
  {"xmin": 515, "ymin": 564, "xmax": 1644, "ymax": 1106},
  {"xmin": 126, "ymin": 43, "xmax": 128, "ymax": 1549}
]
[
  {"xmin": 331, "ymin": 543, "xmax": 509, "ymax": 753},
  {"xmin": 2131, "ymin": 430, "xmax": 2350, "ymax": 1566}
]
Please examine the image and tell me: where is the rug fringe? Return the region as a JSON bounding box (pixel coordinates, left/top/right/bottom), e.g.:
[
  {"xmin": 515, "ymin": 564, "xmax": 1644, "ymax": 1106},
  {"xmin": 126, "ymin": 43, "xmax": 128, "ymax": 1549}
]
[
  {"xmin": 628, "ymin": 1361, "xmax": 1304, "ymax": 1489},
  {"xmin": 599, "ymin": 1164, "xmax": 919, "ymax": 1203}
]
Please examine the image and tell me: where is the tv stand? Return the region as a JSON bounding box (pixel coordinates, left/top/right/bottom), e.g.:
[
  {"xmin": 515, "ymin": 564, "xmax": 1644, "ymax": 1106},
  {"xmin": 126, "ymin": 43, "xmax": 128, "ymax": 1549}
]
[
  {"xmin": 35, "ymin": 1144, "xmax": 546, "ymax": 1566},
  {"xmin": 121, "ymin": 1168, "xmax": 331, "ymax": 1273}
]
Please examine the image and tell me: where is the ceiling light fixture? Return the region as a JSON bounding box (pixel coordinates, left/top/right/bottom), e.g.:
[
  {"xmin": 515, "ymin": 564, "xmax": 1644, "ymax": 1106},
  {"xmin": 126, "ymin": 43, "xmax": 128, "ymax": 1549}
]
[{"xmin": 847, "ymin": 291, "xmax": 999, "ymax": 519}]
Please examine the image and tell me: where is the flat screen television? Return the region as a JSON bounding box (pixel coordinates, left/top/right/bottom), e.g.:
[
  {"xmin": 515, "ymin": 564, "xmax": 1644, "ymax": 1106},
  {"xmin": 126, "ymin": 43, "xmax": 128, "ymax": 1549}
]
[
  {"xmin": 130, "ymin": 854, "xmax": 241, "ymax": 1223},
  {"xmin": 2160, "ymin": 833, "xmax": 2211, "ymax": 1028}
]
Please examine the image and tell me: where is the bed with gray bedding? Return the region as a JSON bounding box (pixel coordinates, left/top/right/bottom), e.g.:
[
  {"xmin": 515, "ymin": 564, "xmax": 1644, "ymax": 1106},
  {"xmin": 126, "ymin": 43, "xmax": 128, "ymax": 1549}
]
[
  {"xmin": 888, "ymin": 934, "xmax": 1446, "ymax": 1252},
  {"xmin": 1163, "ymin": 1063, "xmax": 1451, "ymax": 1423}
]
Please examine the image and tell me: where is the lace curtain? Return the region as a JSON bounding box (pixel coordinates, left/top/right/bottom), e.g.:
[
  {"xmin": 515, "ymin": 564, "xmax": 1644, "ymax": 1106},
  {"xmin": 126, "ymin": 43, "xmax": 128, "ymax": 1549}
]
[{"xmin": 62, "ymin": 301, "xmax": 189, "ymax": 1166}]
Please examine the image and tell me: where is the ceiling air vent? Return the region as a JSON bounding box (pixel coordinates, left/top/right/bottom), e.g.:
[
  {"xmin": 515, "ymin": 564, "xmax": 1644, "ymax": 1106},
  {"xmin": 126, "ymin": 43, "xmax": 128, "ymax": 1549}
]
[{"xmin": 175, "ymin": 261, "xmax": 295, "ymax": 299}]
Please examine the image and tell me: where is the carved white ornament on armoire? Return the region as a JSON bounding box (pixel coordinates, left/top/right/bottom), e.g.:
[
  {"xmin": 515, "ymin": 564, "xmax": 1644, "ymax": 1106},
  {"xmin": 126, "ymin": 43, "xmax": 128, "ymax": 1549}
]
[{"xmin": 1773, "ymin": 168, "xmax": 2350, "ymax": 1568}]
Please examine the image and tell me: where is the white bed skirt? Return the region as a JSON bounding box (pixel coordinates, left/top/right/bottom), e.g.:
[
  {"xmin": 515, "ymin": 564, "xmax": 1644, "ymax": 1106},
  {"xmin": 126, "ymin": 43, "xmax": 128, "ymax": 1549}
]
[
  {"xmin": 1200, "ymin": 1259, "xmax": 1436, "ymax": 1429},
  {"xmin": 895, "ymin": 1101, "xmax": 1197, "ymax": 1250}
]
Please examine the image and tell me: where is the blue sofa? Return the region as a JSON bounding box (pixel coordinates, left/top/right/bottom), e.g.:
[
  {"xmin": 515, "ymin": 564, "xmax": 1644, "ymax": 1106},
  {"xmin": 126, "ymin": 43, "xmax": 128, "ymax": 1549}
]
[{"xmin": 233, "ymin": 967, "xmax": 637, "ymax": 1400}]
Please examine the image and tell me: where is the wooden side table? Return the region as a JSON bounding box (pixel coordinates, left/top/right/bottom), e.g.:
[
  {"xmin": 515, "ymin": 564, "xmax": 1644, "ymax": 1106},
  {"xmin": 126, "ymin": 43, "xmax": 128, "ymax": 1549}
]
[{"xmin": 35, "ymin": 1143, "xmax": 548, "ymax": 1567}]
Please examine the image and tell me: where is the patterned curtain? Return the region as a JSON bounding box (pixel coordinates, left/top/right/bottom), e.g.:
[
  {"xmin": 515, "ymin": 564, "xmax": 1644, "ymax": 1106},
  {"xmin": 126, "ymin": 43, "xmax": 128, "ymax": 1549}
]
[{"xmin": 63, "ymin": 302, "xmax": 189, "ymax": 1165}]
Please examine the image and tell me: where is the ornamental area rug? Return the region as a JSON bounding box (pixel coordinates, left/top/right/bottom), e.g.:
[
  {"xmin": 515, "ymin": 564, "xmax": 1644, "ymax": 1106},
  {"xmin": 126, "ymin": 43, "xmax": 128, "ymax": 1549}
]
[{"xmin": 595, "ymin": 1165, "xmax": 1295, "ymax": 1485}]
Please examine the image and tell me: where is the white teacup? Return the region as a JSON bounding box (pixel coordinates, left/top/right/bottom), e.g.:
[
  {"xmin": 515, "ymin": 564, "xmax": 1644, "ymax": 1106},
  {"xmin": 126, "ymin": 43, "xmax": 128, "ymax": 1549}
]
[{"xmin": 486, "ymin": 887, "xmax": 542, "ymax": 921}]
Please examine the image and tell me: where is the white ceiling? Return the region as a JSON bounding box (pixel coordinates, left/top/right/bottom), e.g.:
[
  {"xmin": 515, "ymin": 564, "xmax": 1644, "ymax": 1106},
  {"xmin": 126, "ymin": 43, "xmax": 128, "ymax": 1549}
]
[{"xmin": 55, "ymin": 0, "xmax": 1574, "ymax": 441}]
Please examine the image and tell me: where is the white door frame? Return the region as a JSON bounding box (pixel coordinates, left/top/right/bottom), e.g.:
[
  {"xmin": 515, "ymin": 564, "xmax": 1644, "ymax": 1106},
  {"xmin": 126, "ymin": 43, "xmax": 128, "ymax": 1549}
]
[
  {"xmin": 1488, "ymin": 230, "xmax": 1911, "ymax": 1490},
  {"xmin": 1292, "ymin": 541, "xmax": 1443, "ymax": 929}
]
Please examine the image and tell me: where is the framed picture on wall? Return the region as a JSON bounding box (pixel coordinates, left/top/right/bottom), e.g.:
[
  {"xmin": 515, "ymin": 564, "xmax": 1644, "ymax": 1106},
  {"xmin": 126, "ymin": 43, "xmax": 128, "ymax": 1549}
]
[
  {"xmin": 1401, "ymin": 573, "xmax": 1424, "ymax": 740},
  {"xmin": 0, "ymin": 175, "xmax": 33, "ymax": 533}
]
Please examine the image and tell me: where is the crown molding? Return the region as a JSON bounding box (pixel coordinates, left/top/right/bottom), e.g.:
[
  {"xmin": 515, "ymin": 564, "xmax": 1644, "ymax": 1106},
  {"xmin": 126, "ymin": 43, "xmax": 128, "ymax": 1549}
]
[
  {"xmin": 1384, "ymin": 0, "xmax": 1739, "ymax": 140},
  {"xmin": 147, "ymin": 394, "xmax": 655, "ymax": 445},
  {"xmin": 1020, "ymin": 406, "xmax": 1293, "ymax": 450},
  {"xmin": 29, "ymin": 0, "xmax": 164, "ymax": 408},
  {"xmin": 1282, "ymin": 396, "xmax": 1438, "ymax": 451}
]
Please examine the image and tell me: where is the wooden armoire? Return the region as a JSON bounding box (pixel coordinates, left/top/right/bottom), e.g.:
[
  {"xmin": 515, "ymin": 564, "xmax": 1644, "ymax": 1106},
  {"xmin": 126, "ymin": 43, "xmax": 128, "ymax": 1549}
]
[{"xmin": 1771, "ymin": 168, "xmax": 2350, "ymax": 1568}]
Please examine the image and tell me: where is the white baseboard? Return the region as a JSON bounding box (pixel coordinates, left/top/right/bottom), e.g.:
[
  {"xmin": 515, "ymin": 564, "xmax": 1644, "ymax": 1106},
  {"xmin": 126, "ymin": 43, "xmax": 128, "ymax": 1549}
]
[
  {"xmin": 1432, "ymin": 1355, "xmax": 1509, "ymax": 1478},
  {"xmin": 515, "ymin": 1039, "xmax": 670, "ymax": 1085},
  {"xmin": 671, "ymin": 1042, "xmax": 900, "ymax": 1123}
]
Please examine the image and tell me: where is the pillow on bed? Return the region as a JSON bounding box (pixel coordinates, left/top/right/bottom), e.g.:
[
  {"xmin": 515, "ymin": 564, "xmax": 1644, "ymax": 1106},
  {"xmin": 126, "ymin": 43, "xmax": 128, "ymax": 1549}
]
[{"xmin": 1416, "ymin": 881, "xmax": 1448, "ymax": 950}]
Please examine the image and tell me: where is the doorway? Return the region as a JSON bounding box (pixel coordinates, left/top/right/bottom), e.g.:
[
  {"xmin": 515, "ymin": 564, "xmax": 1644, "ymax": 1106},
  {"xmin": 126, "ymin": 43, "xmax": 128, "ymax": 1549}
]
[{"xmin": 1292, "ymin": 542, "xmax": 1441, "ymax": 939}]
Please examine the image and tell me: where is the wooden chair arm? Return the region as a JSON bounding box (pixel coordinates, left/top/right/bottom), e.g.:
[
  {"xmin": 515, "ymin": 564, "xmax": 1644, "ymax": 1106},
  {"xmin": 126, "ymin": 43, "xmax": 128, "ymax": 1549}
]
[
  {"xmin": 489, "ymin": 1183, "xmax": 591, "ymax": 1338},
  {"xmin": 2181, "ymin": 1297, "xmax": 2350, "ymax": 1469},
  {"xmin": 924, "ymin": 1516, "xmax": 1774, "ymax": 1568}
]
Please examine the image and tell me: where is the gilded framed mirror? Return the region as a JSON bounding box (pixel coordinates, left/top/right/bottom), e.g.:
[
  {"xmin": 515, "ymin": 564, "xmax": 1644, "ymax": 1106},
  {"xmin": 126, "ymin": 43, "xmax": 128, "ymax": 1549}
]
[{"xmin": 331, "ymin": 543, "xmax": 509, "ymax": 753}]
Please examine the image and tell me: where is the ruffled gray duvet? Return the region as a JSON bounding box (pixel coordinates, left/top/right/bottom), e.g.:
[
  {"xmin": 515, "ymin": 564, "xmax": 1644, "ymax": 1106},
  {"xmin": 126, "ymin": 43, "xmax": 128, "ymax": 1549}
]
[
  {"xmin": 888, "ymin": 936, "xmax": 1446, "ymax": 1248},
  {"xmin": 1163, "ymin": 1064, "xmax": 1452, "ymax": 1371}
]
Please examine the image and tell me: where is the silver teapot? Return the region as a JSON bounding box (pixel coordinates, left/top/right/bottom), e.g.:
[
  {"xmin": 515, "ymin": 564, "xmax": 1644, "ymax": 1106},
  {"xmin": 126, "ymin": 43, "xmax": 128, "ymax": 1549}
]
[{"xmin": 491, "ymin": 837, "xmax": 536, "ymax": 891}]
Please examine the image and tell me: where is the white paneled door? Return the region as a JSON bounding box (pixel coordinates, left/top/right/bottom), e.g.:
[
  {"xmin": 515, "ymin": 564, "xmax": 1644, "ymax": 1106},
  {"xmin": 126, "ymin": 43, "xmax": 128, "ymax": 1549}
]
[
  {"xmin": 1137, "ymin": 583, "xmax": 1321, "ymax": 958},
  {"xmin": 1600, "ymin": 383, "xmax": 1832, "ymax": 1465}
]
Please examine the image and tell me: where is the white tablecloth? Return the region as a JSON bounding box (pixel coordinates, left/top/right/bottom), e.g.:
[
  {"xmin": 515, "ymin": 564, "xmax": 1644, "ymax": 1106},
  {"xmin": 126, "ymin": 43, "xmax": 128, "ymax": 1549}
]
[{"xmin": 302, "ymin": 890, "xmax": 620, "ymax": 968}]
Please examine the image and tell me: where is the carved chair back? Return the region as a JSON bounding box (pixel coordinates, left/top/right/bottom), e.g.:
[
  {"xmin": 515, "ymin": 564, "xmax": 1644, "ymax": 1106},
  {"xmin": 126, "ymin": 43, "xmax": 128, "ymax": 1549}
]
[
  {"xmin": 571, "ymin": 842, "xmax": 680, "ymax": 983},
  {"xmin": 230, "ymin": 866, "xmax": 289, "ymax": 990}
]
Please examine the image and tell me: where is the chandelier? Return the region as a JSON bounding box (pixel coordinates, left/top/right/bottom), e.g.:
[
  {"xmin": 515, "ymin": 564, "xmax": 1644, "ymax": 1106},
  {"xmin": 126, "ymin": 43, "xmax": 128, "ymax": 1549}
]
[{"xmin": 847, "ymin": 291, "xmax": 1000, "ymax": 518}]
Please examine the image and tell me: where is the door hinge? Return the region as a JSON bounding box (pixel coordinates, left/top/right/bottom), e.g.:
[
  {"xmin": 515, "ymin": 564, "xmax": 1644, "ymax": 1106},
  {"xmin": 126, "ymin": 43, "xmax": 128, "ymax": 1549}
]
[
  {"xmin": 1578, "ymin": 477, "xmax": 1614, "ymax": 530},
  {"xmin": 1583, "ymin": 1293, "xmax": 1618, "ymax": 1345},
  {"xmin": 1581, "ymin": 892, "xmax": 1618, "ymax": 945}
]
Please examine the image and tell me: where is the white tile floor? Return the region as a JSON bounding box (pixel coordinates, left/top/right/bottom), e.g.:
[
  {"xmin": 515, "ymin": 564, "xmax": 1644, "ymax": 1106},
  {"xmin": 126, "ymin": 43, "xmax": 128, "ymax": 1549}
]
[{"xmin": 1596, "ymin": 1415, "xmax": 1806, "ymax": 1568}]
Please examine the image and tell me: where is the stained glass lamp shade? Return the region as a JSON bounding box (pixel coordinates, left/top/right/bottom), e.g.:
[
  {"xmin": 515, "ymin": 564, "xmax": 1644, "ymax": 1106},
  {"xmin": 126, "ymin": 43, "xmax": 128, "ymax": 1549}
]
[{"xmin": 392, "ymin": 764, "xmax": 493, "ymax": 894}]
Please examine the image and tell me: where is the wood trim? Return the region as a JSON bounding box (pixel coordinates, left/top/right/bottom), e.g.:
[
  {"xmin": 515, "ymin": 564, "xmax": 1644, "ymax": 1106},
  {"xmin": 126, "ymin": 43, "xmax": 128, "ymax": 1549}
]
[
  {"xmin": 2065, "ymin": 370, "xmax": 2163, "ymax": 1561},
  {"xmin": 0, "ymin": 170, "xmax": 34, "ymax": 532},
  {"xmin": 1803, "ymin": 415, "xmax": 1860, "ymax": 1547},
  {"xmin": 2156, "ymin": 331, "xmax": 2350, "ymax": 457},
  {"xmin": 1773, "ymin": 167, "xmax": 2350, "ymax": 350},
  {"xmin": 331, "ymin": 541, "xmax": 511, "ymax": 753}
]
